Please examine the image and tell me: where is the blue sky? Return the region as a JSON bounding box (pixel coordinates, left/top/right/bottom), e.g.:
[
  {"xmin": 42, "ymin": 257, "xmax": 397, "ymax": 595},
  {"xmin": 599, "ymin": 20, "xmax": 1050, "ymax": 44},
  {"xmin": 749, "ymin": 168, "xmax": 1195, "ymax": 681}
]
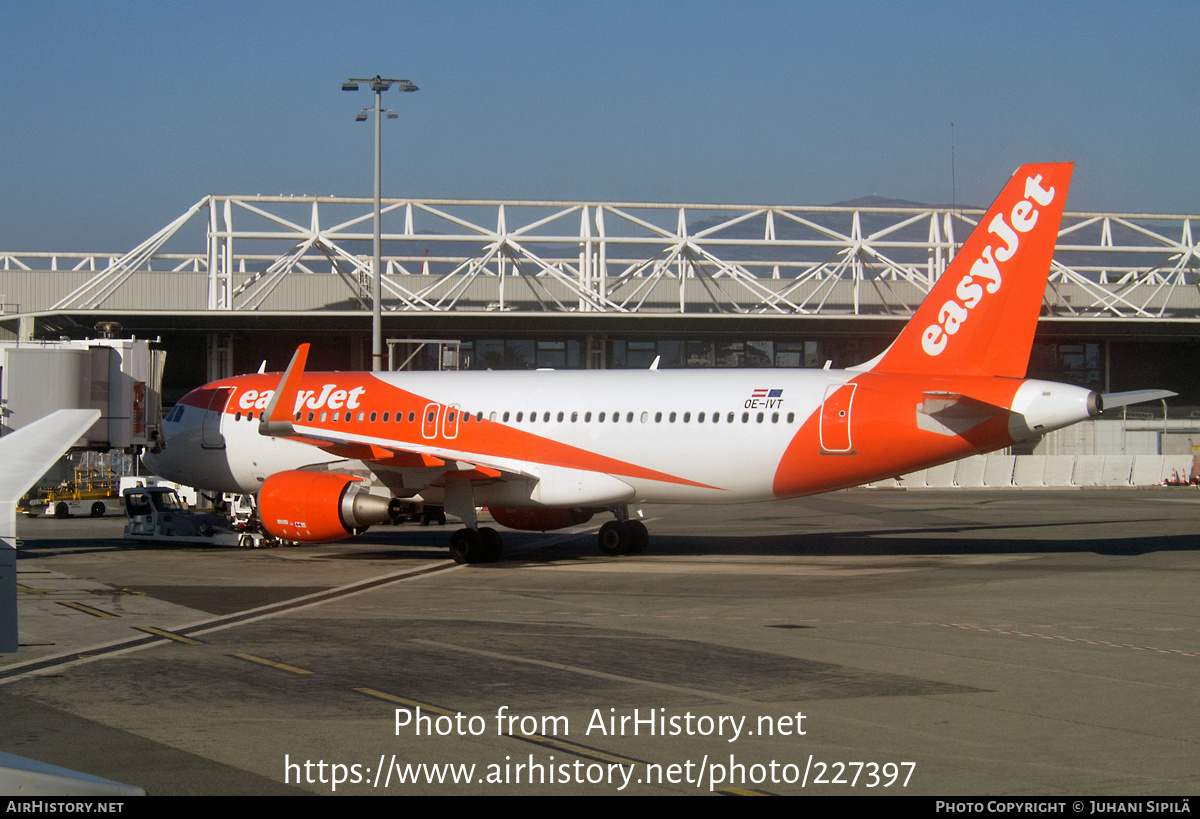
[{"xmin": 1, "ymin": 1, "xmax": 1196, "ymax": 251}]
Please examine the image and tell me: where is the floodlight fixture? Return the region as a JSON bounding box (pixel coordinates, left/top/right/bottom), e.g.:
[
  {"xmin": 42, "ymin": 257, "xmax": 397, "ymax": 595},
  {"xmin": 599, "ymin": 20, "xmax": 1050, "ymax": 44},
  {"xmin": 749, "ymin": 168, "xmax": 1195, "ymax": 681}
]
[{"xmin": 342, "ymin": 74, "xmax": 419, "ymax": 372}]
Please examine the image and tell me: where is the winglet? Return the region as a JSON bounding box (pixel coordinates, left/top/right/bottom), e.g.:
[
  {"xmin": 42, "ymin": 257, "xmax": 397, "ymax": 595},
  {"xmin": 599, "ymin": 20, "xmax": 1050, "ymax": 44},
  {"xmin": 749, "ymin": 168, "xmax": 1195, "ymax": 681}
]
[
  {"xmin": 259, "ymin": 344, "xmax": 310, "ymax": 437},
  {"xmin": 872, "ymin": 162, "xmax": 1074, "ymax": 378}
]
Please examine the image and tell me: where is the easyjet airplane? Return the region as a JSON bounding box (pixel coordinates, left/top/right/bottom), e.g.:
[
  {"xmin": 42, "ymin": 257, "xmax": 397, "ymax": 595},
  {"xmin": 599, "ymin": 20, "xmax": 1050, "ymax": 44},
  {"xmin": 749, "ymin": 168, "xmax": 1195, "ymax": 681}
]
[{"xmin": 145, "ymin": 163, "xmax": 1171, "ymax": 563}]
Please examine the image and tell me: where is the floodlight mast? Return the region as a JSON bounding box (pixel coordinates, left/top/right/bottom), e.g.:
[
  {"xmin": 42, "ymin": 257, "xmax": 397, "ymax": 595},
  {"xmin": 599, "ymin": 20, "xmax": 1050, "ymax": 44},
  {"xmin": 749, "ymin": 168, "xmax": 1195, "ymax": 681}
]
[{"xmin": 343, "ymin": 75, "xmax": 419, "ymax": 372}]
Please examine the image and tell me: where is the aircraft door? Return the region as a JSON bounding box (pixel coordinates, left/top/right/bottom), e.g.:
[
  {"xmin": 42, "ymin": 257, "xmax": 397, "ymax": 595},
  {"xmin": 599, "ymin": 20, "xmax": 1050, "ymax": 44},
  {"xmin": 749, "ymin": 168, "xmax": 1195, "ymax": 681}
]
[
  {"xmin": 201, "ymin": 387, "xmax": 233, "ymax": 450},
  {"xmin": 441, "ymin": 404, "xmax": 461, "ymax": 439},
  {"xmin": 819, "ymin": 383, "xmax": 856, "ymax": 454},
  {"xmin": 421, "ymin": 403, "xmax": 441, "ymax": 439}
]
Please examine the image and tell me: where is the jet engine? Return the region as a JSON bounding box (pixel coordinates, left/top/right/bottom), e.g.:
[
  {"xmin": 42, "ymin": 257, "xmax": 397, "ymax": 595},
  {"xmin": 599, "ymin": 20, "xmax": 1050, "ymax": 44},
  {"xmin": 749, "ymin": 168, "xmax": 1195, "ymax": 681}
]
[
  {"xmin": 488, "ymin": 506, "xmax": 594, "ymax": 532},
  {"xmin": 258, "ymin": 470, "xmax": 397, "ymax": 542}
]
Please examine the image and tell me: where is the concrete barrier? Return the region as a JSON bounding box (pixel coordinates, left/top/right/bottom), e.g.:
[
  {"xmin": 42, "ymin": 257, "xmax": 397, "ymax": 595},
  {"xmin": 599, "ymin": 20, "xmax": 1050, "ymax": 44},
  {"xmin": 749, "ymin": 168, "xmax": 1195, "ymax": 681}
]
[
  {"xmin": 1101, "ymin": 456, "xmax": 1134, "ymax": 486},
  {"xmin": 952, "ymin": 456, "xmax": 985, "ymax": 487},
  {"xmin": 1072, "ymin": 456, "xmax": 1106, "ymax": 486},
  {"xmin": 923, "ymin": 463, "xmax": 956, "ymax": 487},
  {"xmin": 1043, "ymin": 457, "xmax": 1076, "ymax": 486},
  {"xmin": 864, "ymin": 453, "xmax": 1189, "ymax": 490},
  {"xmin": 984, "ymin": 455, "xmax": 1016, "ymax": 487},
  {"xmin": 1013, "ymin": 456, "xmax": 1046, "ymax": 487}
]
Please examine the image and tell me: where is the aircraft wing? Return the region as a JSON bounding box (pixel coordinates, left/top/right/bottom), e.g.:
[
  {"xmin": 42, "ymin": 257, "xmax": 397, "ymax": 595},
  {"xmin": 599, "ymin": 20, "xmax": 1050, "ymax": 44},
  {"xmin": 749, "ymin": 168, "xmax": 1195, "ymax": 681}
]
[
  {"xmin": 255, "ymin": 346, "xmax": 573, "ymax": 490},
  {"xmin": 1, "ymin": 409, "xmax": 101, "ymax": 653}
]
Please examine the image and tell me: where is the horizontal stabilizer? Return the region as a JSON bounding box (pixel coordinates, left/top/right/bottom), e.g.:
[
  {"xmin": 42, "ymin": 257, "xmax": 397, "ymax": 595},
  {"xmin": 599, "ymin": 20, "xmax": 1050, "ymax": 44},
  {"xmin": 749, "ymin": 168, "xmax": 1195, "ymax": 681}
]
[{"xmin": 1100, "ymin": 389, "xmax": 1177, "ymax": 411}]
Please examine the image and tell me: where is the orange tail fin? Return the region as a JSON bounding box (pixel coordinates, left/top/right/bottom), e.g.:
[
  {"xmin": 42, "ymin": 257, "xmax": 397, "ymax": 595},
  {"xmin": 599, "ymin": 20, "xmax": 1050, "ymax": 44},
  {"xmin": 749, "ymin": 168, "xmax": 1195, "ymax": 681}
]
[{"xmin": 871, "ymin": 162, "xmax": 1073, "ymax": 377}]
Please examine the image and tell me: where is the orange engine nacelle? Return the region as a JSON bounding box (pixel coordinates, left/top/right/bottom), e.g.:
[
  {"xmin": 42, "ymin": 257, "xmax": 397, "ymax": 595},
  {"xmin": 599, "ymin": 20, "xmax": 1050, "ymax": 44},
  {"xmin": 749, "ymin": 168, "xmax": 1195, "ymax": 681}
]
[
  {"xmin": 488, "ymin": 506, "xmax": 594, "ymax": 532},
  {"xmin": 259, "ymin": 471, "xmax": 396, "ymax": 542}
]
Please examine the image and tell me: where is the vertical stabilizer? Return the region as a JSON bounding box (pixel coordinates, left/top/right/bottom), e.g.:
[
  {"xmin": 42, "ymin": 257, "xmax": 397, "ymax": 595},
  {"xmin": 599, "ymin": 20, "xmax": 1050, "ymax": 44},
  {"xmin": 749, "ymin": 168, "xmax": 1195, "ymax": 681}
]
[{"xmin": 872, "ymin": 162, "xmax": 1073, "ymax": 377}]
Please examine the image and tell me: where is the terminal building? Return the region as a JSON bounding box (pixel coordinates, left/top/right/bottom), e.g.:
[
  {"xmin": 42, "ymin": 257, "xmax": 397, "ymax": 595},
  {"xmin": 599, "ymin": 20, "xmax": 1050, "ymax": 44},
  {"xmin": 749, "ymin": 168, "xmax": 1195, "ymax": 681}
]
[{"xmin": 2, "ymin": 193, "xmax": 1197, "ymax": 475}]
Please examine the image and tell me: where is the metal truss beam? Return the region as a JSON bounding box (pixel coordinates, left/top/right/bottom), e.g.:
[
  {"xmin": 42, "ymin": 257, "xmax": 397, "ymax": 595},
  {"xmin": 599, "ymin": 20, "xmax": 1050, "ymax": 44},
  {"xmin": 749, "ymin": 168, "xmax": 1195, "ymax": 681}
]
[{"xmin": 4, "ymin": 196, "xmax": 1198, "ymax": 320}]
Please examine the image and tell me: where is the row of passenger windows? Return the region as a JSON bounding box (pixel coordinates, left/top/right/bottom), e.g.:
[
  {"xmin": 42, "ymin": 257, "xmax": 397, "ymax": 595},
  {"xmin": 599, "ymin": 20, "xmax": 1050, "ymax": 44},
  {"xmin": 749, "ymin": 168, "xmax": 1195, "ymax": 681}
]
[{"xmin": 233, "ymin": 408, "xmax": 799, "ymax": 425}]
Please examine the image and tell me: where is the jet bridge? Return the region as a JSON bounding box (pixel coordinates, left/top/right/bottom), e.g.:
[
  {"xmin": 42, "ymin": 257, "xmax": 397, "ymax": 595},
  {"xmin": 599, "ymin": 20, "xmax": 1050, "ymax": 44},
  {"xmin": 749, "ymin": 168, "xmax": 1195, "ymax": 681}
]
[{"xmin": 0, "ymin": 337, "xmax": 165, "ymax": 451}]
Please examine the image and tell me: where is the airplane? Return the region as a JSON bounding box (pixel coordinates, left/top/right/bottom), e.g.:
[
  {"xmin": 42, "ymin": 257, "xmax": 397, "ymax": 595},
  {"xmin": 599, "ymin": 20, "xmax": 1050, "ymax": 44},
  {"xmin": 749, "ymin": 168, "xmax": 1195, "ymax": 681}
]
[{"xmin": 144, "ymin": 162, "xmax": 1173, "ymax": 564}]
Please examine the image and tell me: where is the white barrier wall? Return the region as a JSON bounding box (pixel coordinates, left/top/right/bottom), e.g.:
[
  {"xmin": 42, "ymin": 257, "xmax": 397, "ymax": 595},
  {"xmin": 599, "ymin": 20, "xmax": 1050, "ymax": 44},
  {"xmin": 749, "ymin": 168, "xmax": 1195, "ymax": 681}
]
[{"xmin": 868, "ymin": 454, "xmax": 1194, "ymax": 489}]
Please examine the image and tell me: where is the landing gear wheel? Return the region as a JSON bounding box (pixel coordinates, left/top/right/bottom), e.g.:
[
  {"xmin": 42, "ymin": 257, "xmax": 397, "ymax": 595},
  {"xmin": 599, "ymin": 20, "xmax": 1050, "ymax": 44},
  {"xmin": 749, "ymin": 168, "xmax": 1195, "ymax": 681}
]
[
  {"xmin": 598, "ymin": 520, "xmax": 631, "ymax": 556},
  {"xmin": 90, "ymin": 501, "xmax": 105, "ymax": 518},
  {"xmin": 478, "ymin": 527, "xmax": 503, "ymax": 563},
  {"xmin": 54, "ymin": 502, "xmax": 69, "ymax": 519},
  {"xmin": 449, "ymin": 528, "xmax": 484, "ymax": 564},
  {"xmin": 625, "ymin": 519, "xmax": 649, "ymax": 554}
]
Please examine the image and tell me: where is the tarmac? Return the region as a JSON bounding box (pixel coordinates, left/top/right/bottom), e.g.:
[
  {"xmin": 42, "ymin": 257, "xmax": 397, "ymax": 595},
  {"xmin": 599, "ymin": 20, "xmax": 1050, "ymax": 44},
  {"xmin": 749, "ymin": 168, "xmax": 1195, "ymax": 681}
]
[{"xmin": 2, "ymin": 487, "xmax": 1199, "ymax": 795}]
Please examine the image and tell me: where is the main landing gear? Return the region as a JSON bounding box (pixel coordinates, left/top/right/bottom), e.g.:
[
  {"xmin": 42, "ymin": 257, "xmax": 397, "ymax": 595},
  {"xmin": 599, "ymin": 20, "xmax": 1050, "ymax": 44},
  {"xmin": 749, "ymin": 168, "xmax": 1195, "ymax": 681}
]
[
  {"xmin": 444, "ymin": 481, "xmax": 503, "ymax": 565},
  {"xmin": 597, "ymin": 518, "xmax": 648, "ymax": 555},
  {"xmin": 448, "ymin": 526, "xmax": 502, "ymax": 564}
]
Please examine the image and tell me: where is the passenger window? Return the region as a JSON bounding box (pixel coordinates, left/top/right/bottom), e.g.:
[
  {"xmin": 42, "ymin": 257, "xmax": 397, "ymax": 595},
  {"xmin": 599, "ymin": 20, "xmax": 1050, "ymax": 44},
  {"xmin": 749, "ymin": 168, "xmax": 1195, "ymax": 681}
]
[
  {"xmin": 742, "ymin": 412, "xmax": 749, "ymax": 423},
  {"xmin": 787, "ymin": 412, "xmax": 795, "ymax": 423},
  {"xmin": 308, "ymin": 411, "xmax": 314, "ymax": 421},
  {"xmin": 370, "ymin": 412, "xmax": 377, "ymax": 422},
  {"xmin": 626, "ymin": 412, "xmax": 634, "ymax": 423},
  {"xmin": 772, "ymin": 412, "xmax": 779, "ymax": 423},
  {"xmin": 345, "ymin": 412, "xmax": 352, "ymax": 422},
  {"xmin": 728, "ymin": 412, "xmax": 735, "ymax": 423},
  {"xmin": 571, "ymin": 412, "xmax": 578, "ymax": 422},
  {"xmin": 320, "ymin": 412, "xmax": 327, "ymax": 422},
  {"xmin": 683, "ymin": 412, "xmax": 690, "ymax": 422},
  {"xmin": 756, "ymin": 412, "xmax": 763, "ymax": 423},
  {"xmin": 598, "ymin": 412, "xmax": 605, "ymax": 422},
  {"xmin": 669, "ymin": 412, "xmax": 677, "ymax": 422},
  {"xmin": 383, "ymin": 412, "xmax": 389, "ymax": 422},
  {"xmin": 543, "ymin": 412, "xmax": 550, "ymax": 422},
  {"xmin": 654, "ymin": 412, "xmax": 662, "ymax": 423},
  {"xmin": 557, "ymin": 411, "xmax": 564, "ymax": 422},
  {"xmin": 640, "ymin": 412, "xmax": 648, "ymax": 423},
  {"xmin": 408, "ymin": 412, "xmax": 416, "ymax": 423},
  {"xmin": 503, "ymin": 411, "xmax": 510, "ymax": 422},
  {"xmin": 516, "ymin": 412, "xmax": 524, "ymax": 422}
]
